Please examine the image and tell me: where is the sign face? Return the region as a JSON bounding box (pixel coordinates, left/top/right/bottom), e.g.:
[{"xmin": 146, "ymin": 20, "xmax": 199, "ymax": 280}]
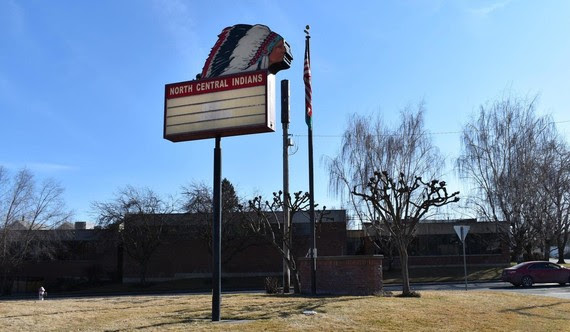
[
  {"xmin": 164, "ymin": 70, "xmax": 275, "ymax": 142},
  {"xmin": 454, "ymin": 225, "xmax": 470, "ymax": 243}
]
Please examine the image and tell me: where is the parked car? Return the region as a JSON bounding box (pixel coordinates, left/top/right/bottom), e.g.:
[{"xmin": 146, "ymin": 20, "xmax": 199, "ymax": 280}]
[{"xmin": 501, "ymin": 261, "xmax": 570, "ymax": 287}]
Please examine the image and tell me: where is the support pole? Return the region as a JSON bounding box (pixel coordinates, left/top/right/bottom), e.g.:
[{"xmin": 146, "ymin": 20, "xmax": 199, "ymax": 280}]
[
  {"xmin": 212, "ymin": 136, "xmax": 222, "ymax": 321},
  {"xmin": 308, "ymin": 127, "xmax": 316, "ymax": 295},
  {"xmin": 304, "ymin": 25, "xmax": 317, "ymax": 296},
  {"xmin": 462, "ymin": 228, "xmax": 468, "ymax": 291},
  {"xmin": 281, "ymin": 79, "xmax": 291, "ymax": 293}
]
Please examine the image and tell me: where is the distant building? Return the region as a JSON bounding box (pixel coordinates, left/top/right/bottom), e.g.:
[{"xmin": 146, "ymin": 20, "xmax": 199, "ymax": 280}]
[
  {"xmin": 3, "ymin": 222, "xmax": 119, "ymax": 294},
  {"xmin": 4, "ymin": 213, "xmax": 511, "ymax": 294},
  {"xmin": 121, "ymin": 210, "xmax": 347, "ymax": 283},
  {"xmin": 347, "ymin": 218, "xmax": 510, "ymax": 268}
]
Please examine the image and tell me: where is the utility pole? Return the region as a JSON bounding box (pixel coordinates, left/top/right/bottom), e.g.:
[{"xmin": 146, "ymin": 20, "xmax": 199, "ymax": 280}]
[{"xmin": 281, "ymin": 79, "xmax": 291, "ymax": 293}]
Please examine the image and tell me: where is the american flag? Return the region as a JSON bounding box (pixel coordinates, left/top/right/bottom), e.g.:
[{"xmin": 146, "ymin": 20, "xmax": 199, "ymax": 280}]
[{"xmin": 304, "ymin": 37, "xmax": 312, "ymax": 128}]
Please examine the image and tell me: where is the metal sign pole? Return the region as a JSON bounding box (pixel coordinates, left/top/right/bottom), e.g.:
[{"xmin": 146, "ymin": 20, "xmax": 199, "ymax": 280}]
[
  {"xmin": 281, "ymin": 79, "xmax": 291, "ymax": 293},
  {"xmin": 461, "ymin": 227, "xmax": 467, "ymax": 291},
  {"xmin": 454, "ymin": 225, "xmax": 470, "ymax": 291},
  {"xmin": 212, "ymin": 136, "xmax": 222, "ymax": 321}
]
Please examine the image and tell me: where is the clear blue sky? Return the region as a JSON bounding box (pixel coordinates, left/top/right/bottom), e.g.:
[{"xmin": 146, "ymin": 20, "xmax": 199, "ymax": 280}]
[{"xmin": 1, "ymin": 0, "xmax": 569, "ymax": 222}]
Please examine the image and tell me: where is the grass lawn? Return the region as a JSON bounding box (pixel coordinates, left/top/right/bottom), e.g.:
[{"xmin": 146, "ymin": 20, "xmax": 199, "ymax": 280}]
[{"xmin": 1, "ymin": 291, "xmax": 569, "ymax": 331}]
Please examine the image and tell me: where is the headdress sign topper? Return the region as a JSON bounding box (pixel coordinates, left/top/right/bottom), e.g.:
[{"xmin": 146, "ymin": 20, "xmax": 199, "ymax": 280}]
[{"xmin": 200, "ymin": 24, "xmax": 293, "ymax": 79}]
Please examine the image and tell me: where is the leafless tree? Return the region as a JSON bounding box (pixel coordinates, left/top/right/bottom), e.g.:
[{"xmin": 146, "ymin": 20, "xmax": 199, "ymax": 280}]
[
  {"xmin": 354, "ymin": 173, "xmax": 458, "ymax": 295},
  {"xmin": 0, "ymin": 167, "xmax": 70, "ymax": 294},
  {"xmin": 92, "ymin": 186, "xmax": 175, "ymax": 285},
  {"xmin": 327, "ymin": 104, "xmax": 458, "ymax": 296},
  {"xmin": 538, "ymin": 141, "xmax": 570, "ymax": 263},
  {"xmin": 241, "ymin": 191, "xmax": 325, "ymax": 294},
  {"xmin": 180, "ymin": 179, "xmax": 256, "ymax": 264},
  {"xmin": 456, "ymin": 94, "xmax": 565, "ymax": 261}
]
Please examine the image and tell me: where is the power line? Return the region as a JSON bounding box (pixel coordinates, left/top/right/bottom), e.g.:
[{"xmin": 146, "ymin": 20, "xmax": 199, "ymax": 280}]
[{"xmin": 292, "ymin": 119, "xmax": 570, "ymax": 139}]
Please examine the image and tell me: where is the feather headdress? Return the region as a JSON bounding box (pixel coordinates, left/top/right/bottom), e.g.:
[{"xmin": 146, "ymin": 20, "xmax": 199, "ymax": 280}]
[{"xmin": 201, "ymin": 24, "xmax": 292, "ymax": 79}]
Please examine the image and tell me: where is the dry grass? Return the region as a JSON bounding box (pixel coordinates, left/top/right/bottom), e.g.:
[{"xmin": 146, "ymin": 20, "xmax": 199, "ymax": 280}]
[{"xmin": 1, "ymin": 291, "xmax": 569, "ymax": 331}]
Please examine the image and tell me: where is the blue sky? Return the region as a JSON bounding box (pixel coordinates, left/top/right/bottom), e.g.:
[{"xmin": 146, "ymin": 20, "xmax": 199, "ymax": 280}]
[{"xmin": 1, "ymin": 0, "xmax": 569, "ymax": 222}]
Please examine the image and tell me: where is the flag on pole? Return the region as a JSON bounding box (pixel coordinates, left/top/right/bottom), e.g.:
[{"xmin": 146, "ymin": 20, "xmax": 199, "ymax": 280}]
[
  {"xmin": 304, "ymin": 25, "xmax": 317, "ymax": 295},
  {"xmin": 304, "ymin": 36, "xmax": 312, "ymax": 128}
]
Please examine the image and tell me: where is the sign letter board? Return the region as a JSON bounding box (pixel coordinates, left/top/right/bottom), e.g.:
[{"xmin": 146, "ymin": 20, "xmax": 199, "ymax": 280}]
[{"xmin": 164, "ymin": 70, "xmax": 275, "ymax": 142}]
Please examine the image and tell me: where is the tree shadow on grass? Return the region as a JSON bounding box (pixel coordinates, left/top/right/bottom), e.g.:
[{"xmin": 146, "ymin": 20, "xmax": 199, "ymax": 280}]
[
  {"xmin": 145, "ymin": 294, "xmax": 365, "ymax": 322},
  {"xmin": 0, "ymin": 300, "xmax": 179, "ymax": 320},
  {"xmin": 499, "ymin": 301, "xmax": 570, "ymax": 321},
  {"xmin": 104, "ymin": 318, "xmax": 213, "ymax": 332},
  {"xmin": 236, "ymin": 294, "xmax": 368, "ymax": 319}
]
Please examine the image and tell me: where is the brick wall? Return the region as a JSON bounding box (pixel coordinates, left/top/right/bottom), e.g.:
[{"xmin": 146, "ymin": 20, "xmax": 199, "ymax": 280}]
[
  {"xmin": 122, "ymin": 220, "xmax": 347, "ymax": 282},
  {"xmin": 298, "ymin": 255, "xmax": 383, "ymax": 295}
]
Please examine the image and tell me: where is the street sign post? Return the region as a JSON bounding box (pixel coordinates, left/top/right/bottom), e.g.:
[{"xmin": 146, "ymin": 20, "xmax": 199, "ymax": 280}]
[{"xmin": 454, "ymin": 225, "xmax": 470, "ymax": 290}]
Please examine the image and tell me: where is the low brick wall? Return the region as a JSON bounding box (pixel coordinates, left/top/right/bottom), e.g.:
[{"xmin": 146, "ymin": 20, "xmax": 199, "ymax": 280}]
[{"xmin": 298, "ymin": 255, "xmax": 383, "ymax": 295}]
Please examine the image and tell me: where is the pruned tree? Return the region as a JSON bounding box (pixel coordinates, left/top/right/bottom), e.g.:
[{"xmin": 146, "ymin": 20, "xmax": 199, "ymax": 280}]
[
  {"xmin": 0, "ymin": 167, "xmax": 71, "ymax": 294},
  {"xmin": 456, "ymin": 94, "xmax": 565, "ymax": 261},
  {"xmin": 92, "ymin": 186, "xmax": 175, "ymax": 285},
  {"xmin": 326, "ymin": 104, "xmax": 458, "ymax": 295},
  {"xmin": 353, "ymin": 172, "xmax": 458, "ymax": 295},
  {"xmin": 180, "ymin": 178, "xmax": 254, "ymax": 264},
  {"xmin": 241, "ymin": 190, "xmax": 325, "ymax": 294}
]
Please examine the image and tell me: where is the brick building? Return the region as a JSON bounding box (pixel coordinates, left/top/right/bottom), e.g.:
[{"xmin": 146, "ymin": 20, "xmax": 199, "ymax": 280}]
[
  {"xmin": 122, "ymin": 210, "xmax": 348, "ymax": 284},
  {"xmin": 4, "ymin": 213, "xmax": 510, "ymax": 294},
  {"xmin": 4, "ymin": 222, "xmax": 119, "ymax": 294},
  {"xmin": 347, "ymin": 218, "xmax": 510, "ymax": 268}
]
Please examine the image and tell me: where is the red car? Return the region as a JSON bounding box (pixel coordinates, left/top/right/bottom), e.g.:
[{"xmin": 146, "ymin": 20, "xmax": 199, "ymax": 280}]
[{"xmin": 501, "ymin": 261, "xmax": 570, "ymax": 287}]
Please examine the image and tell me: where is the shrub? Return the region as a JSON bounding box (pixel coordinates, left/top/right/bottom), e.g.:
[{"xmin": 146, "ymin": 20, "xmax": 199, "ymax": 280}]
[{"xmin": 264, "ymin": 277, "xmax": 280, "ymax": 294}]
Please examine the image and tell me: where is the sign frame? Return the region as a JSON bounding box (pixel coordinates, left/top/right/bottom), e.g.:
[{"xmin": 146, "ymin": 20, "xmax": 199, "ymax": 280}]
[{"xmin": 163, "ymin": 70, "xmax": 275, "ymax": 142}]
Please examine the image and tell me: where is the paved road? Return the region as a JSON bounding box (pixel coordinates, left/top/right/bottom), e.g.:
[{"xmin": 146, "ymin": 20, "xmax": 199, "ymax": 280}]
[{"xmin": 384, "ymin": 281, "xmax": 570, "ymax": 300}]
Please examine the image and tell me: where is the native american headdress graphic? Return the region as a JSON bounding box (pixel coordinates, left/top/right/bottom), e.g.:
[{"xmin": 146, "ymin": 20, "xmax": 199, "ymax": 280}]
[{"xmin": 200, "ymin": 24, "xmax": 293, "ymax": 79}]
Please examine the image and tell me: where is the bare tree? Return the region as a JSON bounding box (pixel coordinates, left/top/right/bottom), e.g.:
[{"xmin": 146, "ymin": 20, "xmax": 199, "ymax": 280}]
[
  {"xmin": 92, "ymin": 186, "xmax": 175, "ymax": 285},
  {"xmin": 327, "ymin": 104, "xmax": 457, "ymax": 295},
  {"xmin": 0, "ymin": 167, "xmax": 70, "ymax": 294},
  {"xmin": 180, "ymin": 179, "xmax": 255, "ymax": 264},
  {"xmin": 538, "ymin": 141, "xmax": 570, "ymax": 263},
  {"xmin": 241, "ymin": 191, "xmax": 325, "ymax": 294},
  {"xmin": 353, "ymin": 172, "xmax": 459, "ymax": 295},
  {"xmin": 456, "ymin": 94, "xmax": 562, "ymax": 261}
]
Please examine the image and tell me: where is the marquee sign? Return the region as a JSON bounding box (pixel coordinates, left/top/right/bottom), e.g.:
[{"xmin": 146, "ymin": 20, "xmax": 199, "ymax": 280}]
[
  {"xmin": 163, "ymin": 24, "xmax": 292, "ymax": 322},
  {"xmin": 163, "ymin": 24, "xmax": 291, "ymax": 143},
  {"xmin": 164, "ymin": 70, "xmax": 275, "ymax": 142}
]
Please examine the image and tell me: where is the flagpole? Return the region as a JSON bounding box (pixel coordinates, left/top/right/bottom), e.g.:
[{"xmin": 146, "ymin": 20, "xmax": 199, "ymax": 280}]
[{"xmin": 304, "ymin": 25, "xmax": 317, "ymax": 295}]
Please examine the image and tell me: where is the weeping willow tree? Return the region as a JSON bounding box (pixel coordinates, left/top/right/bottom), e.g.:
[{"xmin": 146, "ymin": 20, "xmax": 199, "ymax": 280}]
[
  {"xmin": 457, "ymin": 94, "xmax": 570, "ymax": 262},
  {"xmin": 327, "ymin": 103, "xmax": 459, "ymax": 296}
]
